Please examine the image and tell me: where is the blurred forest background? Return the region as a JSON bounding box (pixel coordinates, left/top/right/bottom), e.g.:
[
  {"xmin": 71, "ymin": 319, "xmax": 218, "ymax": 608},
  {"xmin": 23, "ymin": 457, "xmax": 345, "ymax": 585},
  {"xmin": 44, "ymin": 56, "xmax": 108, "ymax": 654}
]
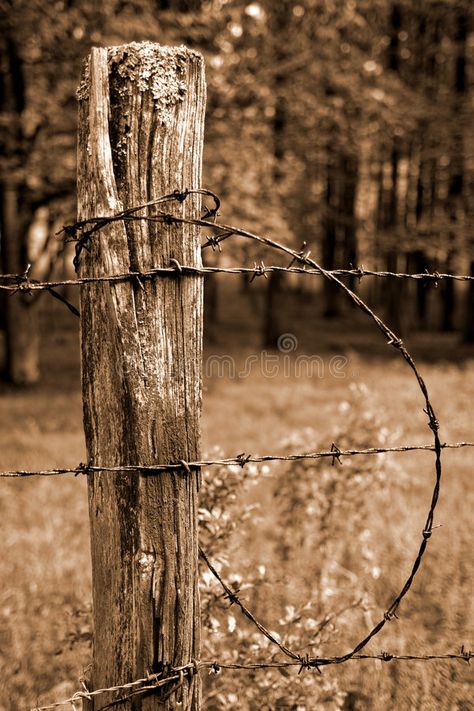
[
  {"xmin": 0, "ymin": 1, "xmax": 473, "ymax": 710},
  {"xmin": 0, "ymin": 0, "xmax": 473, "ymax": 382}
]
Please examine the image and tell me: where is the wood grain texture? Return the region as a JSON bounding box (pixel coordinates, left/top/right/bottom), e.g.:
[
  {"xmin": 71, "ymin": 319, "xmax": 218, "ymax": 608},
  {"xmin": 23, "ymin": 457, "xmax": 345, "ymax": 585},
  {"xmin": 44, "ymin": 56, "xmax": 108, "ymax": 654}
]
[{"xmin": 77, "ymin": 43, "xmax": 205, "ymax": 710}]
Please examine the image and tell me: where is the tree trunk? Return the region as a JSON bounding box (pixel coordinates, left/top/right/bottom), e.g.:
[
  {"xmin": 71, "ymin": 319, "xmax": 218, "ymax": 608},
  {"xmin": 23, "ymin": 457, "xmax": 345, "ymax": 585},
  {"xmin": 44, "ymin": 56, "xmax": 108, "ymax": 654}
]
[
  {"xmin": 381, "ymin": 6, "xmax": 405, "ymax": 334},
  {"xmin": 0, "ymin": 34, "xmax": 41, "ymax": 385},
  {"xmin": 262, "ymin": 0, "xmax": 291, "ymax": 346},
  {"xmin": 385, "ymin": 250, "xmax": 403, "ymax": 333},
  {"xmin": 322, "ymin": 155, "xmax": 340, "ymax": 318},
  {"xmin": 263, "ymin": 271, "xmax": 283, "ymax": 348},
  {"xmin": 383, "ymin": 147, "xmax": 404, "ymax": 334},
  {"xmin": 407, "ymin": 249, "xmax": 429, "ymax": 328},
  {"xmin": 441, "ymin": 275, "xmax": 455, "ymax": 332},
  {"xmin": 77, "ymin": 44, "xmax": 205, "ymax": 709},
  {"xmin": 451, "ymin": 12, "xmax": 472, "ymax": 342},
  {"xmin": 440, "ymin": 244, "xmax": 456, "ymax": 332},
  {"xmin": 462, "ymin": 262, "xmax": 474, "ymax": 342},
  {"xmin": 341, "ymin": 153, "xmax": 359, "ymax": 292},
  {"xmin": 0, "ymin": 185, "xmax": 41, "ymax": 384}
]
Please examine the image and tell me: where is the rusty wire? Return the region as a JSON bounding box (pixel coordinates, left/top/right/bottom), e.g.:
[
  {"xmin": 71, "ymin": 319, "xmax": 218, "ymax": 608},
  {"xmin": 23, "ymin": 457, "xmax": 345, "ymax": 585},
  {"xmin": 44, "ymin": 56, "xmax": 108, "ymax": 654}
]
[
  {"xmin": 2, "ymin": 190, "xmax": 472, "ymax": 707},
  {"xmin": 29, "ymin": 665, "xmax": 193, "ymax": 711},
  {"xmin": 162, "ymin": 207, "xmax": 449, "ymax": 668},
  {"xmin": 2, "ymin": 264, "xmax": 474, "ymax": 294},
  {"xmin": 1, "ymin": 185, "xmax": 473, "ymax": 295},
  {"xmin": 199, "ymin": 546, "xmax": 300, "ymax": 661},
  {"xmin": 30, "ymin": 647, "xmax": 473, "ymax": 711},
  {"xmin": 1, "ymin": 441, "xmax": 472, "ymax": 478},
  {"xmin": 53, "ymin": 198, "xmax": 454, "ymax": 668}
]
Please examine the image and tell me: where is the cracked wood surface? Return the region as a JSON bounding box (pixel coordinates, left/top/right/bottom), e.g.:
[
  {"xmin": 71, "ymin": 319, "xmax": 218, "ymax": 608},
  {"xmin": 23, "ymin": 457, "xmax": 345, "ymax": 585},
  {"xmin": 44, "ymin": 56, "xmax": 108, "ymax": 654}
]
[{"xmin": 77, "ymin": 43, "xmax": 205, "ymax": 710}]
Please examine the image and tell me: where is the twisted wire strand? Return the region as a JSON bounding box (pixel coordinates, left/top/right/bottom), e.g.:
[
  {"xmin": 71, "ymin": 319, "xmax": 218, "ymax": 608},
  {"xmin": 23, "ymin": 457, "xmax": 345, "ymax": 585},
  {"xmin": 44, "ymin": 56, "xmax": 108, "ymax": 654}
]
[
  {"xmin": 2, "ymin": 265, "xmax": 474, "ymax": 293},
  {"xmin": 30, "ymin": 647, "xmax": 473, "ymax": 711},
  {"xmin": 1, "ymin": 441, "xmax": 472, "ymax": 478}
]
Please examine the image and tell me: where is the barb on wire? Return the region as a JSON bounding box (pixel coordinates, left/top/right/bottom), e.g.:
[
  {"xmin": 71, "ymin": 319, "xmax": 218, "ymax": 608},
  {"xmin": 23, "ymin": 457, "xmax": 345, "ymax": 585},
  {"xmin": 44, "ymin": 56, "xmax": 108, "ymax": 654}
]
[{"xmin": 1, "ymin": 441, "xmax": 472, "ymax": 478}]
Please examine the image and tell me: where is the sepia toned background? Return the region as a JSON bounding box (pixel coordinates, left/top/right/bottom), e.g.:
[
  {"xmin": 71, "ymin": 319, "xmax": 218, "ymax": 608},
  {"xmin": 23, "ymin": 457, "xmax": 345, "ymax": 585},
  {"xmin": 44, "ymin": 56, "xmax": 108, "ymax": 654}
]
[{"xmin": 0, "ymin": 1, "xmax": 473, "ymax": 709}]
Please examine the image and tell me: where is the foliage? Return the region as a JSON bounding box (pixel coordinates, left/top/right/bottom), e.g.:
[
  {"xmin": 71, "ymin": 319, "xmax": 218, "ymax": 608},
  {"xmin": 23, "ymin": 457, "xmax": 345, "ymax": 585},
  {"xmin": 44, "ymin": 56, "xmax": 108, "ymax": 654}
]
[{"xmin": 197, "ymin": 384, "xmax": 404, "ymax": 709}]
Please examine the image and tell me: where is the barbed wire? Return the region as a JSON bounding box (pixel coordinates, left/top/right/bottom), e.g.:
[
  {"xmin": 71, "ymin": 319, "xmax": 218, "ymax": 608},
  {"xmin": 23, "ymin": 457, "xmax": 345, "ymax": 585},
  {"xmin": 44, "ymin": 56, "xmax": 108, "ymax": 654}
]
[
  {"xmin": 30, "ymin": 665, "xmax": 193, "ymax": 711},
  {"xmin": 1, "ymin": 441, "xmax": 472, "ymax": 478},
  {"xmin": 1, "ymin": 187, "xmax": 473, "ymax": 299},
  {"xmin": 0, "ymin": 197, "xmax": 460, "ymax": 661},
  {"xmin": 2, "ymin": 264, "xmax": 474, "ymax": 294},
  {"xmin": 199, "ymin": 547, "xmax": 300, "ymax": 661},
  {"xmin": 177, "ymin": 205, "xmax": 450, "ymax": 667},
  {"xmin": 69, "ymin": 196, "xmax": 454, "ymax": 670},
  {"xmin": 3, "ymin": 189, "xmax": 472, "ymax": 707},
  {"xmin": 31, "ymin": 646, "xmax": 473, "ymax": 711}
]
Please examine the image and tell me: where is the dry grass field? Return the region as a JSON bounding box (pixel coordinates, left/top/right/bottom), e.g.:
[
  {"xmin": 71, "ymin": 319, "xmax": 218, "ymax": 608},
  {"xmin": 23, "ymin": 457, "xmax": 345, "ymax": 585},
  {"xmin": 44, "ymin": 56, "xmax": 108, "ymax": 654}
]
[{"xmin": 0, "ymin": 281, "xmax": 473, "ymax": 709}]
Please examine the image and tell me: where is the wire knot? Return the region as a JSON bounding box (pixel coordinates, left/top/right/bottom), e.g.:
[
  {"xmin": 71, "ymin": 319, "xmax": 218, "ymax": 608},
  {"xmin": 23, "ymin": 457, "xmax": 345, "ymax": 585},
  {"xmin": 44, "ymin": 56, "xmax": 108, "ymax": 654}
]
[
  {"xmin": 250, "ymin": 261, "xmax": 268, "ymax": 282},
  {"xmin": 387, "ymin": 337, "xmax": 403, "ymax": 349},
  {"xmin": 298, "ymin": 654, "xmax": 321, "ymax": 674},
  {"xmin": 71, "ymin": 690, "xmax": 92, "ymax": 702},
  {"xmin": 223, "ymin": 589, "xmax": 240, "ymax": 606},
  {"xmin": 422, "ymin": 528, "xmax": 432, "ymax": 540},
  {"xmin": 210, "ymin": 661, "xmax": 221, "ymax": 675},
  {"xmin": 331, "ymin": 442, "xmax": 342, "ymax": 466},
  {"xmin": 72, "ymin": 227, "xmax": 94, "ymax": 272},
  {"xmin": 77, "ymin": 460, "xmax": 93, "ymax": 476},
  {"xmin": 381, "ymin": 651, "xmax": 393, "ymax": 662},
  {"xmin": 206, "ymin": 235, "xmax": 222, "ymax": 252},
  {"xmin": 425, "ymin": 268, "xmax": 440, "ymax": 288},
  {"xmin": 61, "ymin": 223, "xmax": 79, "ymax": 240},
  {"xmin": 236, "ymin": 453, "xmax": 251, "ymax": 467},
  {"xmin": 298, "ymin": 654, "xmax": 310, "ymax": 674},
  {"xmin": 423, "ymin": 408, "xmax": 439, "ymax": 432},
  {"xmin": 12, "ymin": 264, "xmax": 32, "ymax": 295},
  {"xmin": 172, "ymin": 189, "xmax": 189, "ymax": 203},
  {"xmin": 201, "ymin": 203, "xmax": 219, "ymax": 220},
  {"xmin": 288, "ymin": 243, "xmax": 311, "ymax": 269}
]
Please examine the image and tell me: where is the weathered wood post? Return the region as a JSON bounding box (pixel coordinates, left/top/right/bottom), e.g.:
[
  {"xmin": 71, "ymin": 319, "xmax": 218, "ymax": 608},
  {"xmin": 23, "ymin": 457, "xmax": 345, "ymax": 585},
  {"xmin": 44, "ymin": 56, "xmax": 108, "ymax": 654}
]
[{"xmin": 76, "ymin": 43, "xmax": 205, "ymax": 709}]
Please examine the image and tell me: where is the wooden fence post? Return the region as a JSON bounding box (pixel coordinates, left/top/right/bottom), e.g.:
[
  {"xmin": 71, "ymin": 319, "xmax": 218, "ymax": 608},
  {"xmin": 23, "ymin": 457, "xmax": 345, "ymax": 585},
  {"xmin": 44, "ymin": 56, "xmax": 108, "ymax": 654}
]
[{"xmin": 77, "ymin": 43, "xmax": 205, "ymax": 709}]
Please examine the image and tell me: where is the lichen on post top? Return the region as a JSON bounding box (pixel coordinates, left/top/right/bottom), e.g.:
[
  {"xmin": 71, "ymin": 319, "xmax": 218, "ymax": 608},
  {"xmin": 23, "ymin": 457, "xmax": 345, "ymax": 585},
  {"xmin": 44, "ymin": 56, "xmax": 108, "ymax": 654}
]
[
  {"xmin": 107, "ymin": 41, "xmax": 203, "ymax": 124},
  {"xmin": 76, "ymin": 41, "xmax": 204, "ymax": 121}
]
